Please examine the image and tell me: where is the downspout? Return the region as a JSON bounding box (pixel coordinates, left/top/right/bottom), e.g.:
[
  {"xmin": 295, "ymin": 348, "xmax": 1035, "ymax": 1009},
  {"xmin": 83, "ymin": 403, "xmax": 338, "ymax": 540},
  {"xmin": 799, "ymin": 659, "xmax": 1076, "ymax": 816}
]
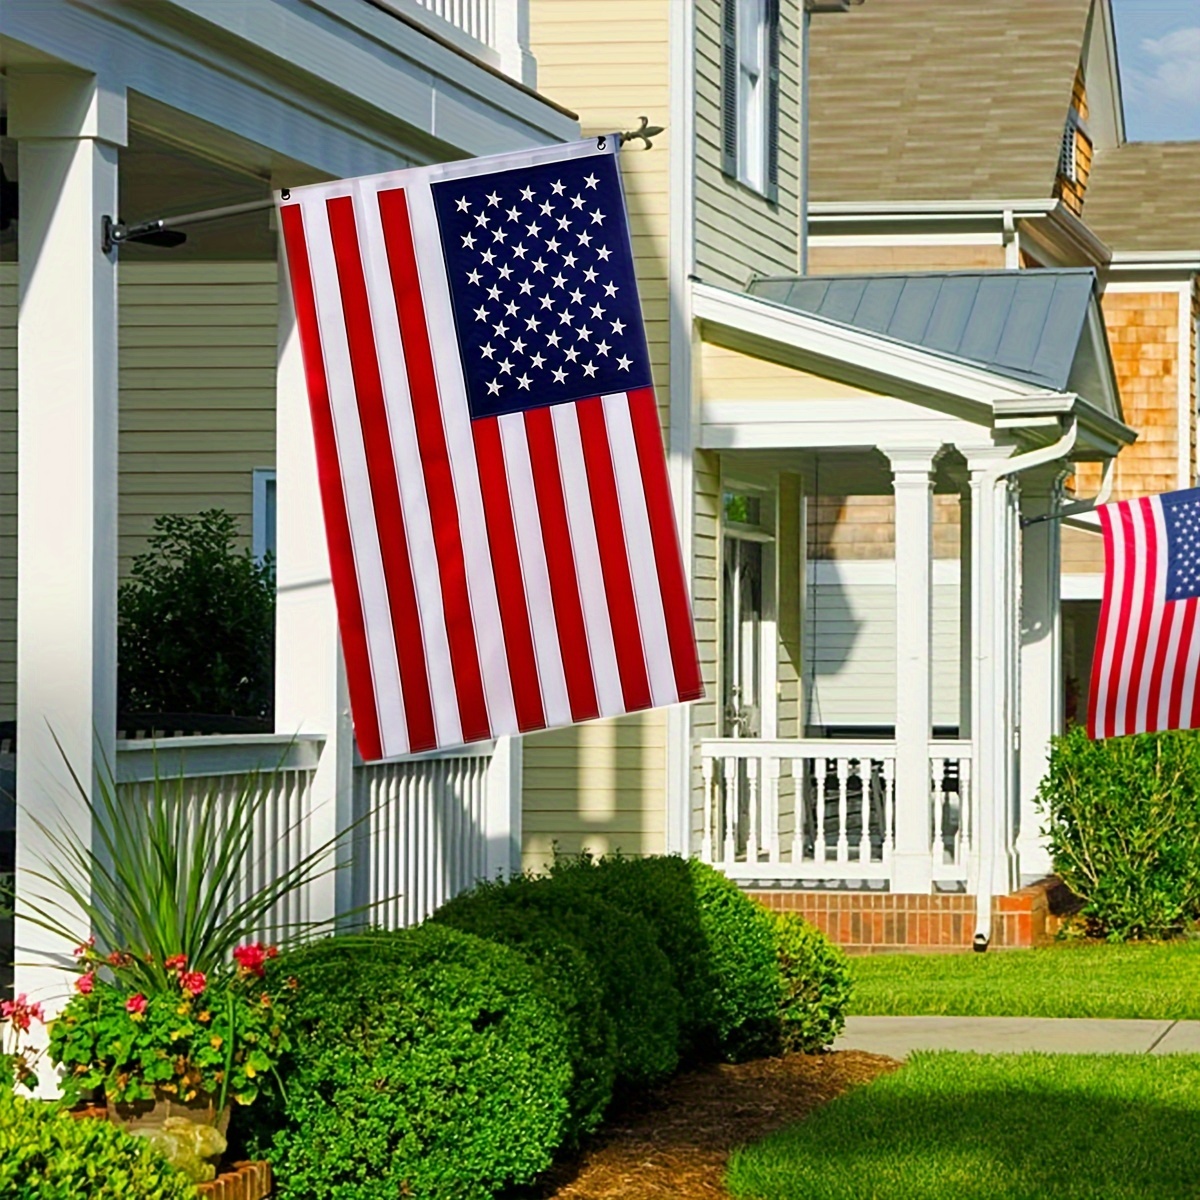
[{"xmin": 972, "ymin": 417, "xmax": 1079, "ymax": 950}]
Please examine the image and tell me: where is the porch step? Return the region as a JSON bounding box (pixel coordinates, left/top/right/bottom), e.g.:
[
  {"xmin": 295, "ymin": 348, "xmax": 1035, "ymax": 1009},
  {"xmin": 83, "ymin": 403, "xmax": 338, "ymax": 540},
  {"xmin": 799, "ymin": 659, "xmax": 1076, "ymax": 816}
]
[{"xmin": 747, "ymin": 876, "xmax": 1079, "ymax": 952}]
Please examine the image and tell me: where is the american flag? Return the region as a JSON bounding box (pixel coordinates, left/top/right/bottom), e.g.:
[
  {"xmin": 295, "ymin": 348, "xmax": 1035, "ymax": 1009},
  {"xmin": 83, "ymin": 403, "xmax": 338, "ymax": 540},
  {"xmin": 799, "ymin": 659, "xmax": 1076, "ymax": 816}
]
[
  {"xmin": 278, "ymin": 139, "xmax": 702, "ymax": 761},
  {"xmin": 1089, "ymin": 487, "xmax": 1200, "ymax": 738}
]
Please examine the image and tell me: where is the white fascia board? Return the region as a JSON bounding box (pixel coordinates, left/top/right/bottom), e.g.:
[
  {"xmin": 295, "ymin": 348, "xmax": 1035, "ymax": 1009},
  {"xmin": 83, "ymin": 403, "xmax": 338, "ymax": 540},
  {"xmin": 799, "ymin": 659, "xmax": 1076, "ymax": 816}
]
[
  {"xmin": 3, "ymin": 0, "xmax": 575, "ymax": 179},
  {"xmin": 991, "ymin": 393, "xmax": 1136, "ymax": 451},
  {"xmin": 1108, "ymin": 252, "xmax": 1200, "ymax": 273},
  {"xmin": 692, "ymin": 281, "xmax": 1042, "ymax": 412},
  {"xmin": 809, "ymin": 199, "xmax": 1058, "ymax": 221}
]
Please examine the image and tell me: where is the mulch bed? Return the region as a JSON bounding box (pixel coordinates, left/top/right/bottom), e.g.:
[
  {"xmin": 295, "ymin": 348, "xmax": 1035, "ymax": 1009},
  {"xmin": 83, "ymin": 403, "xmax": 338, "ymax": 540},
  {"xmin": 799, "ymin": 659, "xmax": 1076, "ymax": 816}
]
[{"xmin": 533, "ymin": 1051, "xmax": 898, "ymax": 1200}]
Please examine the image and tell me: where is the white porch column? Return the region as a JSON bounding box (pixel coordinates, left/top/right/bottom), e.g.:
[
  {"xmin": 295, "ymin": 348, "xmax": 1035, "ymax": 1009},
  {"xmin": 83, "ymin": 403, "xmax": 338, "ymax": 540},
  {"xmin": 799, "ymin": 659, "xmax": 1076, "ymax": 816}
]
[
  {"xmin": 884, "ymin": 447, "xmax": 940, "ymax": 893},
  {"xmin": 11, "ymin": 74, "xmax": 125, "ymax": 1031},
  {"xmin": 274, "ymin": 228, "xmax": 356, "ymax": 925},
  {"xmin": 967, "ymin": 452, "xmax": 1021, "ymax": 901},
  {"xmin": 1017, "ymin": 469, "xmax": 1063, "ymax": 882}
]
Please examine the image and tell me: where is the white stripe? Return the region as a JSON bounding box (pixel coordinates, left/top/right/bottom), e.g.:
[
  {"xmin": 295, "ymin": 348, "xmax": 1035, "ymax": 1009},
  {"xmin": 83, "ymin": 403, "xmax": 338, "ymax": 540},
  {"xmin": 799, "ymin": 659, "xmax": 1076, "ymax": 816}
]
[
  {"xmin": 300, "ymin": 195, "xmax": 409, "ymax": 757},
  {"xmin": 1157, "ymin": 602, "xmax": 1183, "ymax": 733},
  {"xmin": 405, "ymin": 178, "xmax": 519, "ymax": 737},
  {"xmin": 1135, "ymin": 498, "xmax": 1169, "ymax": 733},
  {"xmin": 1094, "ymin": 505, "xmax": 1124, "ymax": 739},
  {"xmin": 1179, "ymin": 601, "xmax": 1200, "ymax": 729},
  {"xmin": 1114, "ymin": 503, "xmax": 1147, "ymax": 737},
  {"xmin": 550, "ymin": 404, "xmax": 624, "ymax": 718},
  {"xmin": 498, "ymin": 413, "xmax": 573, "ymax": 729},
  {"xmin": 602, "ymin": 392, "xmax": 679, "ymax": 707},
  {"xmin": 351, "ymin": 178, "xmax": 463, "ymax": 750}
]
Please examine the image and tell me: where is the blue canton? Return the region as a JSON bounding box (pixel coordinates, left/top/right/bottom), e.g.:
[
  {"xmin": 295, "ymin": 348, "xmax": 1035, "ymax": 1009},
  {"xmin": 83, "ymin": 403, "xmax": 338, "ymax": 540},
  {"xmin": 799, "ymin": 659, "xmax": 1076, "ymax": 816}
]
[
  {"xmin": 432, "ymin": 151, "xmax": 653, "ymax": 422},
  {"xmin": 1163, "ymin": 486, "xmax": 1200, "ymax": 601}
]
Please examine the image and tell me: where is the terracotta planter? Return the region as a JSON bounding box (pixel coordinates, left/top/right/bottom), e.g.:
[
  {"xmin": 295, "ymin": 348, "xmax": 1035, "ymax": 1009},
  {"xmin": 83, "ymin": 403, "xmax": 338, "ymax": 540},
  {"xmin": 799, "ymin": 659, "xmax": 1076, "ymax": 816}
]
[{"xmin": 106, "ymin": 1089, "xmax": 231, "ymax": 1138}]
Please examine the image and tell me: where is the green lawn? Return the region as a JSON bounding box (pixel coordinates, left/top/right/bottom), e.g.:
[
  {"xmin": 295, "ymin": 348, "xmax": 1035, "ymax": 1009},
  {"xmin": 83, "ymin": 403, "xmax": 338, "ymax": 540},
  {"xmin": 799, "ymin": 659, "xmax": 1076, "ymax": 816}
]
[
  {"xmin": 848, "ymin": 940, "xmax": 1200, "ymax": 1019},
  {"xmin": 726, "ymin": 1052, "xmax": 1200, "ymax": 1200}
]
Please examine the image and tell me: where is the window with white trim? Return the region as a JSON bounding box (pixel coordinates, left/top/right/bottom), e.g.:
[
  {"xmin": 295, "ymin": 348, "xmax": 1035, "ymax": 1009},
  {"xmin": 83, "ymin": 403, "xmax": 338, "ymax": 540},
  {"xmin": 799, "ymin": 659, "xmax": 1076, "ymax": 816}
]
[
  {"xmin": 252, "ymin": 468, "xmax": 277, "ymax": 564},
  {"xmin": 721, "ymin": 0, "xmax": 781, "ymax": 199}
]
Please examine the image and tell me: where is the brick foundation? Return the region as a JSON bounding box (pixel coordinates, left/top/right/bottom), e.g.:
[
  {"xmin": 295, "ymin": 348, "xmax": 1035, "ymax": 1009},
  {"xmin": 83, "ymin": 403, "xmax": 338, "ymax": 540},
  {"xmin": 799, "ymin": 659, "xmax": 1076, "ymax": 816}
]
[{"xmin": 748, "ymin": 876, "xmax": 1080, "ymax": 952}]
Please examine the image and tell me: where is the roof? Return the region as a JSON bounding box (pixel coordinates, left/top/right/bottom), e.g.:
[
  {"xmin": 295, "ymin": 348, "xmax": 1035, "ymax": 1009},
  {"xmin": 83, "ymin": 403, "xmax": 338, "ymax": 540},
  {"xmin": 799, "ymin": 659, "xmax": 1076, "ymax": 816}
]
[
  {"xmin": 1083, "ymin": 141, "xmax": 1200, "ymax": 255},
  {"xmin": 747, "ymin": 270, "xmax": 1098, "ymax": 391},
  {"xmin": 807, "ymin": 0, "xmax": 1092, "ymax": 204}
]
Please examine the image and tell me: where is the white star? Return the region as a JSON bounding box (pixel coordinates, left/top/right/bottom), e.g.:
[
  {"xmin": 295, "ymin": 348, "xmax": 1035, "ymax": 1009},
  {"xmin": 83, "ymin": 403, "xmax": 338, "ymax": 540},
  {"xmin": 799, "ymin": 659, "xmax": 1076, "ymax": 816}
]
[
  {"xmin": 475, "ymin": 212, "xmax": 490, "ymax": 228},
  {"xmin": 492, "ymin": 227, "xmax": 507, "ymax": 243},
  {"xmin": 590, "ymin": 209, "xmax": 606, "ymax": 225},
  {"xmin": 517, "ymin": 374, "xmax": 532, "ymax": 390},
  {"xmin": 532, "ymin": 258, "xmax": 548, "ymax": 274},
  {"xmin": 545, "ymin": 237, "xmax": 561, "ymax": 254},
  {"xmin": 518, "ymin": 279, "xmax": 535, "ymax": 295},
  {"xmin": 596, "ymin": 246, "xmax": 612, "ymax": 261},
  {"xmin": 498, "ymin": 264, "xmax": 513, "ymax": 280},
  {"xmin": 552, "ymin": 272, "xmax": 568, "ymax": 289},
  {"xmin": 582, "ymin": 360, "xmax": 598, "ymax": 378},
  {"xmin": 577, "ymin": 231, "xmax": 593, "ymax": 247},
  {"xmin": 553, "ymin": 366, "xmax": 568, "ymax": 383},
  {"xmin": 576, "ymin": 325, "xmax": 592, "ymax": 341},
  {"xmin": 571, "ymin": 194, "xmax": 585, "ymax": 210},
  {"xmin": 481, "ymin": 343, "xmax": 496, "ymax": 360},
  {"xmin": 584, "ymin": 172, "xmax": 599, "ymax": 189},
  {"xmin": 583, "ymin": 267, "xmax": 598, "ymax": 283},
  {"xmin": 617, "ymin": 355, "xmax": 632, "ymax": 370},
  {"xmin": 511, "ymin": 337, "xmax": 526, "ymax": 354},
  {"xmin": 551, "ymin": 179, "xmax": 565, "ymax": 195},
  {"xmin": 481, "ymin": 249, "xmax": 496, "ymax": 265},
  {"xmin": 461, "ymin": 232, "xmax": 477, "ymax": 249},
  {"xmin": 487, "ymin": 378, "xmax": 501, "ymax": 394},
  {"xmin": 559, "ymin": 309, "xmax": 575, "ymax": 325},
  {"xmin": 562, "ymin": 252, "xmax": 578, "ymax": 268},
  {"xmin": 507, "ymin": 206, "xmax": 521, "ymax": 222},
  {"xmin": 530, "ymin": 352, "xmax": 546, "ymax": 369},
  {"xmin": 540, "ymin": 200, "xmax": 554, "ymax": 216},
  {"xmin": 494, "ymin": 321, "xmax": 509, "ymax": 337},
  {"xmin": 499, "ymin": 359, "xmax": 514, "ymax": 375},
  {"xmin": 539, "ymin": 295, "xmax": 555, "ymax": 310},
  {"xmin": 486, "ymin": 191, "xmax": 501, "ymax": 207},
  {"xmin": 557, "ymin": 215, "xmax": 571, "ymax": 231},
  {"xmin": 487, "ymin": 284, "xmax": 502, "ymax": 301},
  {"xmin": 590, "ymin": 303, "xmax": 605, "ymax": 319},
  {"xmin": 610, "ymin": 318, "xmax": 626, "ymax": 335},
  {"xmin": 564, "ymin": 345, "xmax": 580, "ymax": 363},
  {"xmin": 603, "ymin": 281, "xmax": 618, "ymax": 297},
  {"xmin": 456, "ymin": 196, "xmax": 471, "ymax": 212},
  {"xmin": 526, "ymin": 222, "xmax": 542, "ymax": 238},
  {"xmin": 474, "ymin": 305, "xmax": 490, "ymax": 322},
  {"xmin": 570, "ymin": 288, "xmax": 585, "ymax": 305},
  {"xmin": 596, "ymin": 340, "xmax": 610, "ymax": 356},
  {"xmin": 505, "ymin": 300, "xmax": 519, "ymax": 316},
  {"xmin": 546, "ymin": 330, "xmax": 562, "ymax": 348},
  {"xmin": 525, "ymin": 315, "xmax": 541, "ymax": 332},
  {"xmin": 467, "ymin": 269, "xmax": 482, "ymax": 286},
  {"xmin": 520, "ymin": 185, "xmax": 535, "ymax": 203},
  {"xmin": 513, "ymin": 244, "xmax": 528, "ymax": 260}
]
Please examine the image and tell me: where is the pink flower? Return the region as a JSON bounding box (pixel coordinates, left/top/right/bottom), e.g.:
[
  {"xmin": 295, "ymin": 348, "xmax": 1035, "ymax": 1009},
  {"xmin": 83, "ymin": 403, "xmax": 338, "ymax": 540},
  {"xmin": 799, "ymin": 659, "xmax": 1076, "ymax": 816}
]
[
  {"xmin": 164, "ymin": 954, "xmax": 188, "ymax": 971},
  {"xmin": 1, "ymin": 994, "xmax": 44, "ymax": 1033},
  {"xmin": 233, "ymin": 943, "xmax": 272, "ymax": 978},
  {"xmin": 75, "ymin": 971, "xmax": 96, "ymax": 995},
  {"xmin": 126, "ymin": 993, "xmax": 147, "ymax": 1015},
  {"xmin": 179, "ymin": 971, "xmax": 207, "ymax": 997},
  {"xmin": 73, "ymin": 936, "xmax": 95, "ymax": 958}
]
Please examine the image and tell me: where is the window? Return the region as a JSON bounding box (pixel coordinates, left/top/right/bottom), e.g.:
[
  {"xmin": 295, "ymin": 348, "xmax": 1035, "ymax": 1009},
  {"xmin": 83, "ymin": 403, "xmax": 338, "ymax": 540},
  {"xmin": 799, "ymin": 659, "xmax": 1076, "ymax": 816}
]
[
  {"xmin": 252, "ymin": 468, "xmax": 277, "ymax": 564},
  {"xmin": 721, "ymin": 0, "xmax": 780, "ymax": 199}
]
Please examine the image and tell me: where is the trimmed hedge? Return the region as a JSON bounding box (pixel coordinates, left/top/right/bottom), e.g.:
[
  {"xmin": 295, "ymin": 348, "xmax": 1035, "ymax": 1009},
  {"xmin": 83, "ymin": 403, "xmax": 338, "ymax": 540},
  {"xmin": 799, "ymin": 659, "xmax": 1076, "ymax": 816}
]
[
  {"xmin": 771, "ymin": 912, "xmax": 852, "ymax": 1052},
  {"xmin": 248, "ymin": 924, "xmax": 572, "ymax": 1200},
  {"xmin": 0, "ymin": 1092, "xmax": 194, "ymax": 1200}
]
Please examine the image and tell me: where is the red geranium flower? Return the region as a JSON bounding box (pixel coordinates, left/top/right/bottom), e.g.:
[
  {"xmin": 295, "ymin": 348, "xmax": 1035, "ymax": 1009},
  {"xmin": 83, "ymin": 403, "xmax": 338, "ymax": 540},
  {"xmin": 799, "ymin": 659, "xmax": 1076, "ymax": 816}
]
[
  {"xmin": 73, "ymin": 936, "xmax": 95, "ymax": 958},
  {"xmin": 1, "ymin": 994, "xmax": 44, "ymax": 1032},
  {"xmin": 179, "ymin": 971, "xmax": 207, "ymax": 997},
  {"xmin": 75, "ymin": 971, "xmax": 96, "ymax": 995},
  {"xmin": 164, "ymin": 954, "xmax": 188, "ymax": 971},
  {"xmin": 233, "ymin": 943, "xmax": 271, "ymax": 977},
  {"xmin": 126, "ymin": 994, "xmax": 147, "ymax": 1016}
]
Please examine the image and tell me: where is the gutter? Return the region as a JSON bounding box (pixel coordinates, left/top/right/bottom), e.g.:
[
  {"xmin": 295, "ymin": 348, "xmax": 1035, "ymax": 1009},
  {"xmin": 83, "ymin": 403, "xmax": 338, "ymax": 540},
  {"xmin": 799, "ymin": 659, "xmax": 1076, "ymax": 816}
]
[{"xmin": 972, "ymin": 418, "xmax": 1079, "ymax": 951}]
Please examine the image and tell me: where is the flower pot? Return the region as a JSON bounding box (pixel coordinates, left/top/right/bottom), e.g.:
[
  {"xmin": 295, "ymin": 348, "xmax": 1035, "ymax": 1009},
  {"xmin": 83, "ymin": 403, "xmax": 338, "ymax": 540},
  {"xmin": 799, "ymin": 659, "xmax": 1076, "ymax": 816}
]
[{"xmin": 107, "ymin": 1088, "xmax": 231, "ymax": 1138}]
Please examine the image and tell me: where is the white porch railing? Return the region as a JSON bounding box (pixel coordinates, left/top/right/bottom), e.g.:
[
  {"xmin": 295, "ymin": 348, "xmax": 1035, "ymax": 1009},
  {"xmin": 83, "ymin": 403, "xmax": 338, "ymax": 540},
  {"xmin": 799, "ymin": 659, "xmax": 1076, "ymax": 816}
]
[{"xmin": 699, "ymin": 739, "xmax": 973, "ymax": 888}]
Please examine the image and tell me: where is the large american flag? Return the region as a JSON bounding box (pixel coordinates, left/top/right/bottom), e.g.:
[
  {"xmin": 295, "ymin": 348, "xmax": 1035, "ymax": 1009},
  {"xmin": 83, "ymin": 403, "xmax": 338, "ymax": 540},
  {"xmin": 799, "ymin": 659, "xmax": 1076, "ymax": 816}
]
[
  {"xmin": 1089, "ymin": 487, "xmax": 1200, "ymax": 738},
  {"xmin": 278, "ymin": 139, "xmax": 702, "ymax": 760}
]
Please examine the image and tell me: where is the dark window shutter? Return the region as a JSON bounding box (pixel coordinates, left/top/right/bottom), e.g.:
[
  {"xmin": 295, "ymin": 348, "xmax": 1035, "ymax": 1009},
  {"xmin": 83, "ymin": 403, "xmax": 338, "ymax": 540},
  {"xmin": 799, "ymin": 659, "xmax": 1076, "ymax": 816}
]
[
  {"xmin": 766, "ymin": 0, "xmax": 781, "ymax": 203},
  {"xmin": 721, "ymin": 0, "xmax": 738, "ymax": 178}
]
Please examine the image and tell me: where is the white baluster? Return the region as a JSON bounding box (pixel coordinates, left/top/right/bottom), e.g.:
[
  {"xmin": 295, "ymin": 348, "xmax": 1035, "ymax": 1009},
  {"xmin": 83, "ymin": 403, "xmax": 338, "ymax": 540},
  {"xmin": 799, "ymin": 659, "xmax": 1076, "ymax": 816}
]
[
  {"xmin": 836, "ymin": 758, "xmax": 850, "ymax": 863},
  {"xmin": 814, "ymin": 759, "xmax": 828, "ymax": 863},
  {"xmin": 746, "ymin": 756, "xmax": 760, "ymax": 863},
  {"xmin": 790, "ymin": 758, "xmax": 805, "ymax": 863},
  {"xmin": 701, "ymin": 755, "xmax": 715, "ymax": 862},
  {"xmin": 931, "ymin": 757, "xmax": 945, "ymax": 865},
  {"xmin": 959, "ymin": 755, "xmax": 972, "ymax": 860},
  {"xmin": 723, "ymin": 756, "xmax": 738, "ymax": 864},
  {"xmin": 766, "ymin": 757, "xmax": 781, "ymax": 864},
  {"xmin": 859, "ymin": 762, "xmax": 872, "ymax": 863},
  {"xmin": 882, "ymin": 758, "xmax": 895, "ymax": 868}
]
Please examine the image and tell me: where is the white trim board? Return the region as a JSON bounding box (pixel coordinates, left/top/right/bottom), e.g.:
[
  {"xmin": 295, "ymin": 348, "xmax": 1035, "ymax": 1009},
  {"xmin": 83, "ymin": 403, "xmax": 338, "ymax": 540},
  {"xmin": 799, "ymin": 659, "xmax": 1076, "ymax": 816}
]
[
  {"xmin": 808, "ymin": 559, "xmax": 963, "ymax": 587},
  {"xmin": 1061, "ymin": 573, "xmax": 1103, "ymax": 601}
]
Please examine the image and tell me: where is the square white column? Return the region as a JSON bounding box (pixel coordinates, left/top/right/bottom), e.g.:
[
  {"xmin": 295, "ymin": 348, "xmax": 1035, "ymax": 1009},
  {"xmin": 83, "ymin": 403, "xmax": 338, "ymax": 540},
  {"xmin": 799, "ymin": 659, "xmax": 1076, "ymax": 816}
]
[
  {"xmin": 884, "ymin": 447, "xmax": 941, "ymax": 894},
  {"xmin": 1017, "ymin": 468, "xmax": 1063, "ymax": 882},
  {"xmin": 11, "ymin": 73, "xmax": 125, "ymax": 1032}
]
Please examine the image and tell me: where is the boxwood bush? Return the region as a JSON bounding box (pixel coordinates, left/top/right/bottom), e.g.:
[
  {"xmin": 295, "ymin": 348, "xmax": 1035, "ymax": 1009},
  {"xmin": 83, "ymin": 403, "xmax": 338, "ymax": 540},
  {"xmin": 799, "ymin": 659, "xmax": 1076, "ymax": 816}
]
[
  {"xmin": 0, "ymin": 1093, "xmax": 194, "ymax": 1199},
  {"xmin": 771, "ymin": 912, "xmax": 852, "ymax": 1052},
  {"xmin": 246, "ymin": 924, "xmax": 572, "ymax": 1200},
  {"xmin": 1038, "ymin": 726, "xmax": 1200, "ymax": 939}
]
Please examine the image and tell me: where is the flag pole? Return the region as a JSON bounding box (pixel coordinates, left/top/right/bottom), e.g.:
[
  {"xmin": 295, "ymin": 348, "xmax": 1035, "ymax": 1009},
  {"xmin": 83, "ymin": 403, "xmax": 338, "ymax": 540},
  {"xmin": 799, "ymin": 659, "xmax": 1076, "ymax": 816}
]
[{"xmin": 1018, "ymin": 456, "xmax": 1115, "ymax": 529}]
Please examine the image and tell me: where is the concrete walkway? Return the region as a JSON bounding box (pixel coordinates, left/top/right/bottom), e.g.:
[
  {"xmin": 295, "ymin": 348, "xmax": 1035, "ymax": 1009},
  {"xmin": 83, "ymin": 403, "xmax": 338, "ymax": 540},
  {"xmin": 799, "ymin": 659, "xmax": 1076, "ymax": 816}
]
[{"xmin": 836, "ymin": 1015, "xmax": 1200, "ymax": 1057}]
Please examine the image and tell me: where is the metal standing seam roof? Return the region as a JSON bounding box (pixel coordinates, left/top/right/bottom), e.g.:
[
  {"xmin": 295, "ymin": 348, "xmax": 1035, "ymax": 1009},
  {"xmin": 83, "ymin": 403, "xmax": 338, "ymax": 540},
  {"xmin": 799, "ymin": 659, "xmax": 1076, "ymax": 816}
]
[
  {"xmin": 806, "ymin": 0, "xmax": 1092, "ymax": 204},
  {"xmin": 747, "ymin": 269, "xmax": 1099, "ymax": 391}
]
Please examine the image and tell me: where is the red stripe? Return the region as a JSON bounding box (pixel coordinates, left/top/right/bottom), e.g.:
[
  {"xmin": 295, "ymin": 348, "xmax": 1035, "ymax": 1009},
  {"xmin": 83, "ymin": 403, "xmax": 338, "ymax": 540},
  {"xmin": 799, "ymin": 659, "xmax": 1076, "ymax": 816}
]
[
  {"xmin": 626, "ymin": 388, "xmax": 704, "ymax": 701},
  {"xmin": 279, "ymin": 204, "xmax": 383, "ymax": 760},
  {"xmin": 1087, "ymin": 507, "xmax": 1116, "ymax": 738},
  {"xmin": 376, "ymin": 187, "xmax": 492, "ymax": 744},
  {"xmin": 1123, "ymin": 498, "xmax": 1158, "ymax": 735},
  {"xmin": 326, "ymin": 197, "xmax": 437, "ymax": 754},
  {"xmin": 1100, "ymin": 504, "xmax": 1134, "ymax": 737},
  {"xmin": 1170, "ymin": 600, "xmax": 1199, "ymax": 730},
  {"xmin": 472, "ymin": 416, "xmax": 546, "ymax": 732},
  {"xmin": 1145, "ymin": 520, "xmax": 1175, "ymax": 734},
  {"xmin": 523, "ymin": 405, "xmax": 599, "ymax": 722},
  {"xmin": 576, "ymin": 397, "xmax": 653, "ymax": 712}
]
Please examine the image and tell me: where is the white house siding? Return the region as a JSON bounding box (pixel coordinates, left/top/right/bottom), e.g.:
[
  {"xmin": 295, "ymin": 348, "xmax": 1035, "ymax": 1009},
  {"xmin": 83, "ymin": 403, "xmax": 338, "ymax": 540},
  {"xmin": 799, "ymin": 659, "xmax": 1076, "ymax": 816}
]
[
  {"xmin": 0, "ymin": 266, "xmax": 16, "ymax": 722},
  {"xmin": 803, "ymin": 561, "xmax": 961, "ymax": 730},
  {"xmin": 693, "ymin": 0, "xmax": 802, "ymax": 288}
]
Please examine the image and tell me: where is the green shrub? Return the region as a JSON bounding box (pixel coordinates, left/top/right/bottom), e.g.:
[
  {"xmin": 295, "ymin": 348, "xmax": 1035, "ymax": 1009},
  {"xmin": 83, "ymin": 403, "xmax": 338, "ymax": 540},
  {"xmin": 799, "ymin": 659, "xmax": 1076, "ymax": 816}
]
[
  {"xmin": 246, "ymin": 925, "xmax": 572, "ymax": 1200},
  {"xmin": 547, "ymin": 854, "xmax": 779, "ymax": 1059},
  {"xmin": 771, "ymin": 912, "xmax": 852, "ymax": 1052},
  {"xmin": 0, "ymin": 1092, "xmax": 194, "ymax": 1199},
  {"xmin": 1037, "ymin": 726, "xmax": 1200, "ymax": 939},
  {"xmin": 435, "ymin": 873, "xmax": 681, "ymax": 1087},
  {"xmin": 430, "ymin": 881, "xmax": 617, "ymax": 1140},
  {"xmin": 118, "ymin": 509, "xmax": 274, "ymax": 718}
]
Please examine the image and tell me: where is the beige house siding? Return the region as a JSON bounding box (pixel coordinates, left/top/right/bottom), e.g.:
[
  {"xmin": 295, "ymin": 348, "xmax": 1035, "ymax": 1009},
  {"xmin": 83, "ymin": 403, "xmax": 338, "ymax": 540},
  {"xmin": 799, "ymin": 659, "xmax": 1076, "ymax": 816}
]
[
  {"xmin": 693, "ymin": 0, "xmax": 802, "ymax": 289},
  {"xmin": 523, "ymin": 0, "xmax": 673, "ymax": 866},
  {"xmin": 689, "ymin": 449, "xmax": 721, "ymax": 850}
]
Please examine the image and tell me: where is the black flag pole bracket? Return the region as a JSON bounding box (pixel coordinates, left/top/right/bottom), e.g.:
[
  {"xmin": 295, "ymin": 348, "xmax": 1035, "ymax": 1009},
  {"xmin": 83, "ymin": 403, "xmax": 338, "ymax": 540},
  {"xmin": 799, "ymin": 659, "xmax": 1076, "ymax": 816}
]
[{"xmin": 1019, "ymin": 456, "xmax": 1115, "ymax": 529}]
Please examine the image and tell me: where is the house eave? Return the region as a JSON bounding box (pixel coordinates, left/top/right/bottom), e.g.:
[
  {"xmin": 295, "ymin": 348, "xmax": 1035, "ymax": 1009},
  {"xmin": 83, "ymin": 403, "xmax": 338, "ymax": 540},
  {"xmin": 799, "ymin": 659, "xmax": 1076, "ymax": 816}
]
[{"xmin": 992, "ymin": 393, "xmax": 1136, "ymax": 459}]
